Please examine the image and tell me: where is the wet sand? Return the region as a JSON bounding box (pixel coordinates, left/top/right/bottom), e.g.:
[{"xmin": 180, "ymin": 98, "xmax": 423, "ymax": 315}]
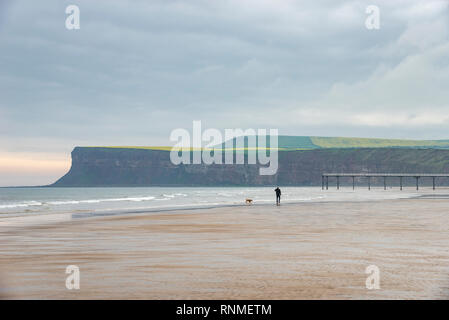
[{"xmin": 1, "ymin": 199, "xmax": 449, "ymax": 299}]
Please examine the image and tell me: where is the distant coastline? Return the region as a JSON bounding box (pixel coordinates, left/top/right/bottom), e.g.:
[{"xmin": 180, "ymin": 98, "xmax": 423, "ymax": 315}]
[{"xmin": 51, "ymin": 136, "xmax": 449, "ymax": 187}]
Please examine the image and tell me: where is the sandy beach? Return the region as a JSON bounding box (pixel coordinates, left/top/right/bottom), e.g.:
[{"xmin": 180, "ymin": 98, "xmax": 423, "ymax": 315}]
[{"xmin": 1, "ymin": 198, "xmax": 449, "ymax": 299}]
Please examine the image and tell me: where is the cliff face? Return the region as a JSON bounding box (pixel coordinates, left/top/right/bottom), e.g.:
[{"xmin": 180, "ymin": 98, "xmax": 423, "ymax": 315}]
[{"xmin": 52, "ymin": 147, "xmax": 449, "ymax": 187}]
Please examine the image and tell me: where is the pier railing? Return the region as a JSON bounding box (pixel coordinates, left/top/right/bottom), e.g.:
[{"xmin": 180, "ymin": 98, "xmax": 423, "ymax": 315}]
[{"xmin": 321, "ymin": 173, "xmax": 449, "ymax": 190}]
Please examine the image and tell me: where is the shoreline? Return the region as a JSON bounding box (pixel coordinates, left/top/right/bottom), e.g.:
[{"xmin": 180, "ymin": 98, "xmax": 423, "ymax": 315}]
[
  {"xmin": 1, "ymin": 188, "xmax": 449, "ymax": 229},
  {"xmin": 2, "ymin": 186, "xmax": 448, "ymax": 217}
]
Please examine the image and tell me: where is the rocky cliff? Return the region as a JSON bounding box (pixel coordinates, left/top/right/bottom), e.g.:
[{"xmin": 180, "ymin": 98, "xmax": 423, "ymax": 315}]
[{"xmin": 52, "ymin": 147, "xmax": 449, "ymax": 187}]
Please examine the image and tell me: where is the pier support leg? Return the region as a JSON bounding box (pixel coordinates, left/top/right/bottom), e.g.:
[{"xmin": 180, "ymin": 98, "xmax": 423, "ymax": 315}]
[
  {"xmin": 322, "ymin": 175, "xmax": 324, "ymax": 190},
  {"xmin": 337, "ymin": 176, "xmax": 340, "ymax": 190},
  {"xmin": 326, "ymin": 176, "xmax": 328, "ymax": 190},
  {"xmin": 368, "ymin": 176, "xmax": 371, "ymax": 191},
  {"xmin": 400, "ymin": 177, "xmax": 403, "ymax": 191},
  {"xmin": 384, "ymin": 176, "xmax": 387, "ymax": 190},
  {"xmin": 433, "ymin": 177, "xmax": 436, "ymax": 190},
  {"xmin": 352, "ymin": 176, "xmax": 355, "ymax": 190},
  {"xmin": 416, "ymin": 177, "xmax": 419, "ymax": 191}
]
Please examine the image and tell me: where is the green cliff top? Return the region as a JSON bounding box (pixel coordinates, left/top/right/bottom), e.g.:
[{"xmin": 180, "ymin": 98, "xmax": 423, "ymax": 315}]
[{"xmin": 83, "ymin": 136, "xmax": 449, "ymax": 151}]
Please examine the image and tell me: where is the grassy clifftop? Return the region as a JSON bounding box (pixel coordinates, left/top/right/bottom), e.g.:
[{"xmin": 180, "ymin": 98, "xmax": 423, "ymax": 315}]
[
  {"xmin": 310, "ymin": 137, "xmax": 449, "ymax": 149},
  {"xmin": 84, "ymin": 136, "xmax": 449, "ymax": 151}
]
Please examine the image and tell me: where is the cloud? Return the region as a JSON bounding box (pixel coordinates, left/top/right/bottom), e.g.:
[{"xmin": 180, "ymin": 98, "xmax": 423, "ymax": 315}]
[{"xmin": 351, "ymin": 113, "xmax": 449, "ymax": 127}]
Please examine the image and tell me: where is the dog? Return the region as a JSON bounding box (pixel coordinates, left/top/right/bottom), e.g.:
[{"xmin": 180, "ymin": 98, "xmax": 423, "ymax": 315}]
[{"xmin": 245, "ymin": 198, "xmax": 253, "ymax": 205}]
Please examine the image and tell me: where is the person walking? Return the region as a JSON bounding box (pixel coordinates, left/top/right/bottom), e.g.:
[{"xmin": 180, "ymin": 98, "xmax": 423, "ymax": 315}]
[{"xmin": 274, "ymin": 187, "xmax": 281, "ymax": 206}]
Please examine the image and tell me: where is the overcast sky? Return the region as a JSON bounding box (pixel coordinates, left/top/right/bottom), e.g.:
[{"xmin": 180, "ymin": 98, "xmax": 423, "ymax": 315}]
[{"xmin": 0, "ymin": 0, "xmax": 448, "ymax": 185}]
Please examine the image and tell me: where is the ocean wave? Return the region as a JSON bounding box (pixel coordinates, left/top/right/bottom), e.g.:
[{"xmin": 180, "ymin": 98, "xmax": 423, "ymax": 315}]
[
  {"xmin": 161, "ymin": 193, "xmax": 187, "ymax": 198},
  {"xmin": 0, "ymin": 196, "xmax": 162, "ymax": 210},
  {"xmin": 47, "ymin": 196, "xmax": 157, "ymax": 205},
  {"xmin": 0, "ymin": 201, "xmax": 43, "ymax": 209}
]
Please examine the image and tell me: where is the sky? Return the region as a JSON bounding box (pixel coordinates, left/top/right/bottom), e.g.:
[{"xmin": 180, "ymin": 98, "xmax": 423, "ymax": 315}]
[{"xmin": 0, "ymin": 0, "xmax": 448, "ymax": 186}]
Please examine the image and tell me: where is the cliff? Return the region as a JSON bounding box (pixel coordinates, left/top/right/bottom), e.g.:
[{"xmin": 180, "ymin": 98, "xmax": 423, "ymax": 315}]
[{"xmin": 52, "ymin": 147, "xmax": 449, "ymax": 187}]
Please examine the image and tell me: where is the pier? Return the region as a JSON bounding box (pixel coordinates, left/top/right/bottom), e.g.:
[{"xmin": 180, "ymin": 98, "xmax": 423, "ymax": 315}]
[{"xmin": 321, "ymin": 173, "xmax": 449, "ymax": 190}]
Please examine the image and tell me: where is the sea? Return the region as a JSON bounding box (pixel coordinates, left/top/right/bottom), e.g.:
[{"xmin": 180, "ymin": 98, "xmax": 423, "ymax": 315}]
[{"xmin": 0, "ymin": 186, "xmax": 426, "ymax": 218}]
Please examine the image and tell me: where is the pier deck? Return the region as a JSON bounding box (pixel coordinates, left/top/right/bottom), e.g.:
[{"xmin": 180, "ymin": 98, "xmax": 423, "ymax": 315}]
[{"xmin": 321, "ymin": 173, "xmax": 449, "ymax": 190}]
